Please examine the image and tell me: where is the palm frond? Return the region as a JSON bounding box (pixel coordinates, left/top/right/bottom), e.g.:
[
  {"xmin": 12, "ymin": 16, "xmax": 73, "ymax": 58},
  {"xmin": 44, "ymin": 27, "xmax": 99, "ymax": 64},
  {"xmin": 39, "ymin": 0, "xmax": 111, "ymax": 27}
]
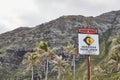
[
  {"xmin": 38, "ymin": 41, "xmax": 48, "ymax": 51},
  {"xmin": 65, "ymin": 42, "xmax": 78, "ymax": 55}
]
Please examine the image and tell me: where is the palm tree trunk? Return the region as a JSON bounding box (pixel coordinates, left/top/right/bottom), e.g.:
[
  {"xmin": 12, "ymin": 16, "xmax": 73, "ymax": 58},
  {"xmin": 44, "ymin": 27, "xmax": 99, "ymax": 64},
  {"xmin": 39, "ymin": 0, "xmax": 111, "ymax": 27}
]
[
  {"xmin": 44, "ymin": 60, "xmax": 46, "ymax": 77},
  {"xmin": 62, "ymin": 74, "xmax": 64, "ymax": 80},
  {"xmin": 57, "ymin": 69, "xmax": 61, "ymax": 80},
  {"xmin": 117, "ymin": 62, "xmax": 119, "ymax": 71},
  {"xmin": 32, "ymin": 66, "xmax": 34, "ymax": 80},
  {"xmin": 73, "ymin": 55, "xmax": 76, "ymax": 80},
  {"xmin": 45, "ymin": 59, "xmax": 48, "ymax": 80}
]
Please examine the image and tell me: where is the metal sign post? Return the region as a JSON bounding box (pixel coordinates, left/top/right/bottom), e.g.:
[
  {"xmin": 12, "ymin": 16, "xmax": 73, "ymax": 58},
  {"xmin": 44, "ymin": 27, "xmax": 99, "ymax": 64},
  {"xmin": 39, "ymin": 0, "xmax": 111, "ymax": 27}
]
[
  {"xmin": 78, "ymin": 28, "xmax": 99, "ymax": 80},
  {"xmin": 87, "ymin": 55, "xmax": 91, "ymax": 80}
]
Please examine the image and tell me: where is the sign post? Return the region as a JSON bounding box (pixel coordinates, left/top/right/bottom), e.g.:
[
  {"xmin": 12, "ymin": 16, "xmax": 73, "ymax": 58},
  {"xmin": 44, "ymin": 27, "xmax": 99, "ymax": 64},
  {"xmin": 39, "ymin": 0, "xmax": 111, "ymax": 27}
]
[
  {"xmin": 78, "ymin": 28, "xmax": 99, "ymax": 80},
  {"xmin": 87, "ymin": 55, "xmax": 91, "ymax": 80}
]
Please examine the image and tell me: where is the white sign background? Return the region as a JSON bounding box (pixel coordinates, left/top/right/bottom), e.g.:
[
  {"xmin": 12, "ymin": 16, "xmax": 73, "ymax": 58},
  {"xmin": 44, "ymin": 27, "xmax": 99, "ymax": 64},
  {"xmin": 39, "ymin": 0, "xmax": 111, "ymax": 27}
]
[{"xmin": 78, "ymin": 34, "xmax": 99, "ymax": 55}]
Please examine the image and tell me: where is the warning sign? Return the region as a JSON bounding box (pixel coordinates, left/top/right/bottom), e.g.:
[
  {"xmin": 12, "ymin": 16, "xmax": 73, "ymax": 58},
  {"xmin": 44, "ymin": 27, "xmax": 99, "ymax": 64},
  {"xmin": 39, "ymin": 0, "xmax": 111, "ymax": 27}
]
[
  {"xmin": 78, "ymin": 28, "xmax": 99, "ymax": 55},
  {"xmin": 84, "ymin": 36, "xmax": 94, "ymax": 45}
]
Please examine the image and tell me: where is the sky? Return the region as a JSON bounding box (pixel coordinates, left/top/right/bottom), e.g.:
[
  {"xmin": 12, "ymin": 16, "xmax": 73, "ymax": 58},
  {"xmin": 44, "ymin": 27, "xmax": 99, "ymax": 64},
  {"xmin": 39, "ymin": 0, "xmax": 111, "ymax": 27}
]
[{"xmin": 0, "ymin": 0, "xmax": 120, "ymax": 33}]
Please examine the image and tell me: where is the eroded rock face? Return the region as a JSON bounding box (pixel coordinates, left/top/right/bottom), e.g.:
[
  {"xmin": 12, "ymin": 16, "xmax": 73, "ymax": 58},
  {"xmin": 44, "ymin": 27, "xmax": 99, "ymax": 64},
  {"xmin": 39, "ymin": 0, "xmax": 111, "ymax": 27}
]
[
  {"xmin": 0, "ymin": 10, "xmax": 120, "ymax": 72},
  {"xmin": 3, "ymin": 48, "xmax": 33, "ymax": 69}
]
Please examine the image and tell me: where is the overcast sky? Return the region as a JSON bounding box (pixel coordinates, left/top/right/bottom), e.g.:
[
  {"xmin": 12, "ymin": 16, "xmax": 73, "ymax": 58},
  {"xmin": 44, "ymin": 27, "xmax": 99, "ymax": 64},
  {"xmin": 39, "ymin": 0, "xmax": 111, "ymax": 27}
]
[{"xmin": 0, "ymin": 0, "xmax": 120, "ymax": 33}]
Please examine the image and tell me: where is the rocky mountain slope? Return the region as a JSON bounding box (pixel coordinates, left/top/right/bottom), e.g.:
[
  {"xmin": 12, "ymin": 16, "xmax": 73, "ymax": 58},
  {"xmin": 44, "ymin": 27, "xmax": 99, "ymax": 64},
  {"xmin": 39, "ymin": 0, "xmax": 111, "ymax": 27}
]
[{"xmin": 0, "ymin": 10, "xmax": 120, "ymax": 79}]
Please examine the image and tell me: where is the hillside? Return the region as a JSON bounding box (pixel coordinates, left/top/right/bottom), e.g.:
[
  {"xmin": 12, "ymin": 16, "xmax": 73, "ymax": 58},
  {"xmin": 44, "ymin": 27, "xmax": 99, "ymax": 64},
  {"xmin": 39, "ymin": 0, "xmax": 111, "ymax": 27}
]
[{"xmin": 0, "ymin": 10, "xmax": 120, "ymax": 80}]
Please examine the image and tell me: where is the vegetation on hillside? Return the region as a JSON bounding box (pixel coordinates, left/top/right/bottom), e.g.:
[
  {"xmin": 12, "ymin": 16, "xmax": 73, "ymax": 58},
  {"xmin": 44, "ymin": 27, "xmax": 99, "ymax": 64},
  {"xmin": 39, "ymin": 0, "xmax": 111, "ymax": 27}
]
[
  {"xmin": 0, "ymin": 32, "xmax": 120, "ymax": 80},
  {"xmin": 1, "ymin": 34, "xmax": 119, "ymax": 80}
]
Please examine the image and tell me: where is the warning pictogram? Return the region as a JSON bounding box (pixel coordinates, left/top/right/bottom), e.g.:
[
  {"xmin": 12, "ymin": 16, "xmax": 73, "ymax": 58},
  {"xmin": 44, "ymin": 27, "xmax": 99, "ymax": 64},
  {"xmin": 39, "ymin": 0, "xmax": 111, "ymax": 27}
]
[{"xmin": 84, "ymin": 36, "xmax": 94, "ymax": 45}]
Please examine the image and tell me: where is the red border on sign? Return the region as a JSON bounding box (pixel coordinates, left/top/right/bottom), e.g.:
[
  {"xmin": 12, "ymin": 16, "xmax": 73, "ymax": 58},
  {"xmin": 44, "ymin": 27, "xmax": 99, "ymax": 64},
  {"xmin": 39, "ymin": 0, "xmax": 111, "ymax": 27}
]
[{"xmin": 78, "ymin": 28, "xmax": 98, "ymax": 34}]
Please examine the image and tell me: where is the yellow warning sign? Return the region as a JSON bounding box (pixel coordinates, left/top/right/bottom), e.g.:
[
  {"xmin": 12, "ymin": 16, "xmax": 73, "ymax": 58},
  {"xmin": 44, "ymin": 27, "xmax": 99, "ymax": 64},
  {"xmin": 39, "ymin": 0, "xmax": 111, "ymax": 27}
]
[{"xmin": 84, "ymin": 36, "xmax": 94, "ymax": 45}]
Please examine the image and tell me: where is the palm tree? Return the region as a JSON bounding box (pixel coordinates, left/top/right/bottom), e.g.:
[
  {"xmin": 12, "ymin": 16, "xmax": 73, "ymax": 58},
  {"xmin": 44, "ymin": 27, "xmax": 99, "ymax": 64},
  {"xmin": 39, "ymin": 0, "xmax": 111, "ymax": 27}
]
[
  {"xmin": 45, "ymin": 48, "xmax": 56, "ymax": 80},
  {"xmin": 103, "ymin": 44, "xmax": 120, "ymax": 74},
  {"xmin": 52, "ymin": 55, "xmax": 71, "ymax": 80},
  {"xmin": 37, "ymin": 41, "xmax": 48, "ymax": 80},
  {"xmin": 37, "ymin": 41, "xmax": 56, "ymax": 80},
  {"xmin": 110, "ymin": 44, "xmax": 120, "ymax": 72},
  {"xmin": 65, "ymin": 43, "xmax": 78, "ymax": 80},
  {"xmin": 22, "ymin": 52, "xmax": 39, "ymax": 80}
]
